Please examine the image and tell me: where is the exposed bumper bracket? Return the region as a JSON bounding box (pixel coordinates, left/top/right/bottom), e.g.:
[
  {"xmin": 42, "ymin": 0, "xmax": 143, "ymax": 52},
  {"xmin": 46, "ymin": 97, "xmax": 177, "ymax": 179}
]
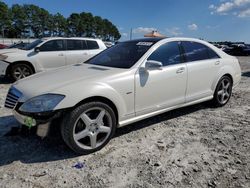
[{"xmin": 0, "ymin": 60, "xmax": 9, "ymax": 76}]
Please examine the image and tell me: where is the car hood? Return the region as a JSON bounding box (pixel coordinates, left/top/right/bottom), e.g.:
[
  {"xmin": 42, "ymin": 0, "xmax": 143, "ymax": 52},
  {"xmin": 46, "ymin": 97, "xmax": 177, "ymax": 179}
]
[
  {"xmin": 0, "ymin": 48, "xmax": 24, "ymax": 54},
  {"xmin": 14, "ymin": 63, "xmax": 124, "ymax": 101}
]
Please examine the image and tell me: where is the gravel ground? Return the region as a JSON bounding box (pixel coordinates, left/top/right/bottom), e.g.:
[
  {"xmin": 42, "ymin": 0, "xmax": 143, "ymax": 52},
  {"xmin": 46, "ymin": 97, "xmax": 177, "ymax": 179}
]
[{"xmin": 0, "ymin": 57, "xmax": 249, "ymax": 188}]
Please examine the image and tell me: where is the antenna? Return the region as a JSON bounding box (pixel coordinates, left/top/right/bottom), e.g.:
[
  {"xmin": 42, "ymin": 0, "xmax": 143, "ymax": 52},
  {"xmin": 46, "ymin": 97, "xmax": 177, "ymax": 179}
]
[{"xmin": 130, "ymin": 28, "xmax": 132, "ymax": 40}]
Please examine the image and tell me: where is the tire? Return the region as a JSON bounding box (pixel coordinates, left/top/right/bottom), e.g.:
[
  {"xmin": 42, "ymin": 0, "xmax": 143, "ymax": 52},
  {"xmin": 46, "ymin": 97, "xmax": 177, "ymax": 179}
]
[
  {"xmin": 212, "ymin": 75, "xmax": 233, "ymax": 107},
  {"xmin": 10, "ymin": 63, "xmax": 34, "ymax": 81},
  {"xmin": 61, "ymin": 101, "xmax": 117, "ymax": 154}
]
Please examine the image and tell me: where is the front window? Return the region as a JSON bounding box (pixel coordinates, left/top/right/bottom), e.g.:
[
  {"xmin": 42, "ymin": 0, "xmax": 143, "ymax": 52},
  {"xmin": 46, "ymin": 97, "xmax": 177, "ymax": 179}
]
[
  {"xmin": 86, "ymin": 41, "xmax": 154, "ymax": 68},
  {"xmin": 148, "ymin": 42, "xmax": 181, "ymax": 66},
  {"xmin": 23, "ymin": 39, "xmax": 43, "ymax": 50},
  {"xmin": 39, "ymin": 40, "xmax": 65, "ymax": 51}
]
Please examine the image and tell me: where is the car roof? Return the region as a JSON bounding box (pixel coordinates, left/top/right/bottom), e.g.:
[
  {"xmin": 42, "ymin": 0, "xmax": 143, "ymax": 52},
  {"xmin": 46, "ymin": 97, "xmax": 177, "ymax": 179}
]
[
  {"xmin": 121, "ymin": 37, "xmax": 210, "ymax": 44},
  {"xmin": 123, "ymin": 37, "xmax": 166, "ymax": 43},
  {"xmin": 42, "ymin": 37, "xmax": 102, "ymax": 41}
]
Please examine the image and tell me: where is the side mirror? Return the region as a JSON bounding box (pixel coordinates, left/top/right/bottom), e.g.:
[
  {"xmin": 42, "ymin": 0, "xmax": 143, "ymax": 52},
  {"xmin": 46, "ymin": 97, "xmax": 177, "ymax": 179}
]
[
  {"xmin": 145, "ymin": 60, "xmax": 163, "ymax": 70},
  {"xmin": 34, "ymin": 47, "xmax": 40, "ymax": 53}
]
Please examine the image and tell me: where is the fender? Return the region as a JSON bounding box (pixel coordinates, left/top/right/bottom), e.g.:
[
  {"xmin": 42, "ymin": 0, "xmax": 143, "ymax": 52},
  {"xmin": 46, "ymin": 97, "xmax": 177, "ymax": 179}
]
[
  {"xmin": 54, "ymin": 82, "xmax": 127, "ymax": 121},
  {"xmin": 211, "ymin": 65, "xmax": 235, "ymax": 92}
]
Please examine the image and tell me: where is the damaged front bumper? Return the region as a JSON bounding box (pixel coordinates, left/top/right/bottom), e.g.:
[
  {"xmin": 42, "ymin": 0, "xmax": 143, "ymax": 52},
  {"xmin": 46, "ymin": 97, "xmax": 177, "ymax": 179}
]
[
  {"xmin": 0, "ymin": 60, "xmax": 9, "ymax": 76},
  {"xmin": 13, "ymin": 109, "xmax": 61, "ymax": 137}
]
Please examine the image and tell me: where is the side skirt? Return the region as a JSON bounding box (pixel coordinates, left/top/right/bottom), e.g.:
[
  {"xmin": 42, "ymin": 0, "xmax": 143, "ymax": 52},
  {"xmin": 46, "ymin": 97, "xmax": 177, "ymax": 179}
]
[{"xmin": 118, "ymin": 95, "xmax": 213, "ymax": 127}]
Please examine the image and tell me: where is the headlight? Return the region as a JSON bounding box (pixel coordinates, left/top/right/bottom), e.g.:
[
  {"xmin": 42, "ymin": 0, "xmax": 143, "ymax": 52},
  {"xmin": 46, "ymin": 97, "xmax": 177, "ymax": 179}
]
[
  {"xmin": 19, "ymin": 94, "xmax": 65, "ymax": 113},
  {"xmin": 0, "ymin": 54, "xmax": 8, "ymax": 60}
]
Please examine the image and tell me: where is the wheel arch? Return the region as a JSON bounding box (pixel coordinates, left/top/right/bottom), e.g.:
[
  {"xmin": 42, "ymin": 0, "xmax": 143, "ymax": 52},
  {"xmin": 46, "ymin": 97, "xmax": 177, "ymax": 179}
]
[
  {"xmin": 212, "ymin": 66, "xmax": 235, "ymax": 92},
  {"xmin": 73, "ymin": 96, "xmax": 119, "ymax": 125},
  {"xmin": 6, "ymin": 61, "xmax": 36, "ymax": 76},
  {"xmin": 223, "ymin": 73, "xmax": 233, "ymax": 84}
]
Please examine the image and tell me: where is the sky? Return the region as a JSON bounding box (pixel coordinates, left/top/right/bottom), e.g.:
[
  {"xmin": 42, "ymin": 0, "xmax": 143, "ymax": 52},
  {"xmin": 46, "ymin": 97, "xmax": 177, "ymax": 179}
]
[{"xmin": 3, "ymin": 0, "xmax": 250, "ymax": 42}]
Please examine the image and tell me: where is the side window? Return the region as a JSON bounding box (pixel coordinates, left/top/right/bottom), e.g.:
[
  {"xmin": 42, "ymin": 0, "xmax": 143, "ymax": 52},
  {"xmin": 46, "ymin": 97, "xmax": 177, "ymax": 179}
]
[
  {"xmin": 39, "ymin": 40, "xmax": 64, "ymax": 51},
  {"xmin": 66, "ymin": 40, "xmax": 82, "ymax": 50},
  {"xmin": 207, "ymin": 47, "xmax": 220, "ymax": 59},
  {"xmin": 148, "ymin": 41, "xmax": 181, "ymax": 66},
  {"xmin": 86, "ymin": 40, "xmax": 99, "ymax": 50},
  {"xmin": 182, "ymin": 41, "xmax": 210, "ymax": 62},
  {"xmin": 82, "ymin": 40, "xmax": 88, "ymax": 50}
]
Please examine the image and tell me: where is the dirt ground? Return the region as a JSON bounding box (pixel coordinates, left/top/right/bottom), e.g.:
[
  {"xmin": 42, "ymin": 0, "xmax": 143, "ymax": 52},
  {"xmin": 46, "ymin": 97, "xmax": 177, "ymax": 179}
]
[{"xmin": 0, "ymin": 57, "xmax": 249, "ymax": 188}]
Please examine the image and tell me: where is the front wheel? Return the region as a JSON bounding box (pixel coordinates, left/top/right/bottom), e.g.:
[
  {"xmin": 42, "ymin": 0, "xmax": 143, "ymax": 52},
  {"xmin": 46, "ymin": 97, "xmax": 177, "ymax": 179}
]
[
  {"xmin": 61, "ymin": 101, "xmax": 117, "ymax": 154},
  {"xmin": 212, "ymin": 75, "xmax": 233, "ymax": 107},
  {"xmin": 10, "ymin": 63, "xmax": 34, "ymax": 81}
]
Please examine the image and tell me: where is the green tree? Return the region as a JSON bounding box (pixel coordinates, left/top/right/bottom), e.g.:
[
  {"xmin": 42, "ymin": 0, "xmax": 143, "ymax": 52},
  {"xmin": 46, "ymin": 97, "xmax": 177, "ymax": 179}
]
[
  {"xmin": 23, "ymin": 4, "xmax": 40, "ymax": 37},
  {"xmin": 11, "ymin": 4, "xmax": 28, "ymax": 37},
  {"xmin": 1, "ymin": 3, "xmax": 121, "ymax": 41},
  {"xmin": 102, "ymin": 19, "xmax": 113, "ymax": 41},
  {"xmin": 47, "ymin": 13, "xmax": 56, "ymax": 36},
  {"xmin": 93, "ymin": 16, "xmax": 104, "ymax": 38},
  {"xmin": 80, "ymin": 12, "xmax": 94, "ymax": 37},
  {"xmin": 0, "ymin": 1, "xmax": 11, "ymax": 37},
  {"xmin": 23, "ymin": 4, "xmax": 50, "ymax": 37},
  {"xmin": 53, "ymin": 13, "xmax": 67, "ymax": 36},
  {"xmin": 112, "ymin": 25, "xmax": 121, "ymax": 41},
  {"xmin": 67, "ymin": 13, "xmax": 82, "ymax": 36},
  {"xmin": 38, "ymin": 7, "xmax": 50, "ymax": 36}
]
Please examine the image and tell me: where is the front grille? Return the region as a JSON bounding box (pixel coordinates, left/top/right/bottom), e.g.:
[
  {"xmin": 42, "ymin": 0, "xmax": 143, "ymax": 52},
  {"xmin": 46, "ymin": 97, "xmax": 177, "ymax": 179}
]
[{"xmin": 5, "ymin": 87, "xmax": 22, "ymax": 109}]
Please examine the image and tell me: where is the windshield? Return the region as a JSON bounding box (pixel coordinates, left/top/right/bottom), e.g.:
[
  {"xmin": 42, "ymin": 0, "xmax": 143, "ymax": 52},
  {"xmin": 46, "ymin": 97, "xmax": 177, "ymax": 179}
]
[
  {"xmin": 86, "ymin": 41, "xmax": 154, "ymax": 68},
  {"xmin": 23, "ymin": 39, "xmax": 43, "ymax": 50}
]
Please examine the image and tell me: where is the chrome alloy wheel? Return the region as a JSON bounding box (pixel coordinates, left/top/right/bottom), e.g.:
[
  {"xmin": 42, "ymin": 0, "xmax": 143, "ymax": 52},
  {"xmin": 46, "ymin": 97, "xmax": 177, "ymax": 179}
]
[
  {"xmin": 216, "ymin": 78, "xmax": 232, "ymax": 105},
  {"xmin": 13, "ymin": 65, "xmax": 32, "ymax": 80},
  {"xmin": 73, "ymin": 107, "xmax": 112, "ymax": 150}
]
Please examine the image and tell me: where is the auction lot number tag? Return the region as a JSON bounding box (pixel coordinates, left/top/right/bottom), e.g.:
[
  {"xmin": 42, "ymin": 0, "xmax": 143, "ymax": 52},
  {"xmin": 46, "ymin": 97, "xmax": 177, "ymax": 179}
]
[{"xmin": 136, "ymin": 42, "xmax": 153, "ymax": 46}]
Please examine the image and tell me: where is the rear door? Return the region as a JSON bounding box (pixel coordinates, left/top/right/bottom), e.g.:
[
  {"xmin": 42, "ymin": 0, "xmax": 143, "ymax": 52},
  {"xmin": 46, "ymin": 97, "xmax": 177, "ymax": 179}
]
[
  {"xmin": 181, "ymin": 41, "xmax": 221, "ymax": 102},
  {"xmin": 65, "ymin": 39, "xmax": 89, "ymax": 65},
  {"xmin": 35, "ymin": 39, "xmax": 66, "ymax": 69}
]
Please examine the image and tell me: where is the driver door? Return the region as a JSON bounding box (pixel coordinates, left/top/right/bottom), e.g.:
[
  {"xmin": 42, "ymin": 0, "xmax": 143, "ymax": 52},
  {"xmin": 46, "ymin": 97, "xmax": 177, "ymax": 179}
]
[
  {"xmin": 135, "ymin": 41, "xmax": 187, "ymax": 116},
  {"xmin": 35, "ymin": 39, "xmax": 66, "ymax": 70}
]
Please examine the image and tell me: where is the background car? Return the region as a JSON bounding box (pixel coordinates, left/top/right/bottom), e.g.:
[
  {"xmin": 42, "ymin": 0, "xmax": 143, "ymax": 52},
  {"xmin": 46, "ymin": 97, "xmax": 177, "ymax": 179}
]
[
  {"xmin": 7, "ymin": 42, "xmax": 30, "ymax": 49},
  {"xmin": 223, "ymin": 45, "xmax": 250, "ymax": 56},
  {"xmin": 0, "ymin": 43, "xmax": 8, "ymax": 49},
  {"xmin": 0, "ymin": 37, "xmax": 107, "ymax": 81},
  {"xmin": 5, "ymin": 37, "xmax": 241, "ymax": 154}
]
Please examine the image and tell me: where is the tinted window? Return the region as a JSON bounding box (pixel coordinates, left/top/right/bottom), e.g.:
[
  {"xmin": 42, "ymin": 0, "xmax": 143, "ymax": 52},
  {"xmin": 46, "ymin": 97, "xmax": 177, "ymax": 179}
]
[
  {"xmin": 87, "ymin": 40, "xmax": 99, "ymax": 49},
  {"xmin": 86, "ymin": 41, "xmax": 153, "ymax": 68},
  {"xmin": 40, "ymin": 40, "xmax": 64, "ymax": 51},
  {"xmin": 66, "ymin": 40, "xmax": 83, "ymax": 50},
  {"xmin": 182, "ymin": 41, "xmax": 210, "ymax": 62},
  {"xmin": 148, "ymin": 42, "xmax": 181, "ymax": 66},
  {"xmin": 23, "ymin": 39, "xmax": 43, "ymax": 50},
  {"xmin": 207, "ymin": 47, "xmax": 220, "ymax": 59}
]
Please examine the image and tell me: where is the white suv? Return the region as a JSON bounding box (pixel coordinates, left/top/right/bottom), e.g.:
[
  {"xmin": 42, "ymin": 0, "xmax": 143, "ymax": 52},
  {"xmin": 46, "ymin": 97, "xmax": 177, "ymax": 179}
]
[
  {"xmin": 5, "ymin": 37, "xmax": 241, "ymax": 154},
  {"xmin": 0, "ymin": 37, "xmax": 106, "ymax": 81}
]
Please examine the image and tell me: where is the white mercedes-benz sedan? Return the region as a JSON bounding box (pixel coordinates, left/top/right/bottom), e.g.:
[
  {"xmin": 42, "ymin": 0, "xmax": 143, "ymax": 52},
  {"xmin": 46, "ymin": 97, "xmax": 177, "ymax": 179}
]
[{"xmin": 5, "ymin": 37, "xmax": 241, "ymax": 154}]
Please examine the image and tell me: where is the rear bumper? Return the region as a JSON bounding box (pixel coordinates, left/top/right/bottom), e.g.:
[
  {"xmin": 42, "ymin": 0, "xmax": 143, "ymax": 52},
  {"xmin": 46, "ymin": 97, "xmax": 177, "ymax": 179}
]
[
  {"xmin": 233, "ymin": 71, "xmax": 241, "ymax": 89},
  {"xmin": 0, "ymin": 60, "xmax": 9, "ymax": 76}
]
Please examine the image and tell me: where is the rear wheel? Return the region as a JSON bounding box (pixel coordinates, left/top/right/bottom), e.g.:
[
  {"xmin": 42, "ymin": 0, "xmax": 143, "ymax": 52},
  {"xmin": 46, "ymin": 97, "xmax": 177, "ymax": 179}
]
[
  {"xmin": 10, "ymin": 63, "xmax": 34, "ymax": 81},
  {"xmin": 212, "ymin": 75, "xmax": 232, "ymax": 107},
  {"xmin": 61, "ymin": 101, "xmax": 116, "ymax": 154}
]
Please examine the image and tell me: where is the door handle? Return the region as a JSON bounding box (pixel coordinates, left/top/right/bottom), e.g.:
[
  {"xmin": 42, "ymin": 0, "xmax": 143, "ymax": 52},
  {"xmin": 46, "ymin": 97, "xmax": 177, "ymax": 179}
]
[
  {"xmin": 83, "ymin": 52, "xmax": 89, "ymax": 55},
  {"xmin": 58, "ymin": 53, "xmax": 64, "ymax": 56},
  {"xmin": 215, "ymin": 61, "xmax": 220, "ymax": 65},
  {"xmin": 176, "ymin": 67, "xmax": 185, "ymax": 74}
]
